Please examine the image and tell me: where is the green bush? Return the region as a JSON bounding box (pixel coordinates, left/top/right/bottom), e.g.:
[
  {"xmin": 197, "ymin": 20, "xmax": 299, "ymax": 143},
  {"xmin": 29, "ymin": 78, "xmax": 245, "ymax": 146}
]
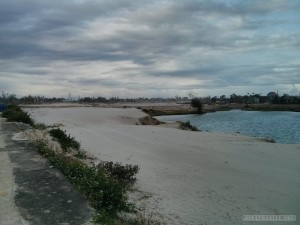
[
  {"xmin": 191, "ymin": 98, "xmax": 203, "ymax": 113},
  {"xmin": 2, "ymin": 104, "xmax": 34, "ymax": 126},
  {"xmin": 49, "ymin": 128, "xmax": 81, "ymax": 151},
  {"xmin": 97, "ymin": 161, "xmax": 140, "ymax": 184}
]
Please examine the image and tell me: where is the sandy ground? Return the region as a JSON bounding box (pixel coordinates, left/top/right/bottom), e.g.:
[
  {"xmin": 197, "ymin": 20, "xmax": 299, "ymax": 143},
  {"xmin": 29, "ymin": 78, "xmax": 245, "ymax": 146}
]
[{"xmin": 25, "ymin": 107, "xmax": 300, "ymax": 225}]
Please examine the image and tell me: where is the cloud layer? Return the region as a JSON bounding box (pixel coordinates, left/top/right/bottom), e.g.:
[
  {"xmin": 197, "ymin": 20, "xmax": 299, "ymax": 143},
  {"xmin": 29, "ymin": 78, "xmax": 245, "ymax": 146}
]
[{"xmin": 1, "ymin": 0, "xmax": 300, "ymax": 97}]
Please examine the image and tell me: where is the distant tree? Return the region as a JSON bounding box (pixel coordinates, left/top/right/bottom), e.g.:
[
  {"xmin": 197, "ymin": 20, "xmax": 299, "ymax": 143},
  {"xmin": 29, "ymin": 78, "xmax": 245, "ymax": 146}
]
[
  {"xmin": 230, "ymin": 93, "xmax": 243, "ymax": 103},
  {"xmin": 191, "ymin": 98, "xmax": 203, "ymax": 113},
  {"xmin": 211, "ymin": 96, "xmax": 217, "ymax": 103},
  {"xmin": 7, "ymin": 94, "xmax": 17, "ymax": 104}
]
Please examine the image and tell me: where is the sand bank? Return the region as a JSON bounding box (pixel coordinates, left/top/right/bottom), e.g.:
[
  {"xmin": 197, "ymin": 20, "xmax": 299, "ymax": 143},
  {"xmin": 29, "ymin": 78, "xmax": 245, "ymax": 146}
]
[{"xmin": 25, "ymin": 107, "xmax": 300, "ymax": 225}]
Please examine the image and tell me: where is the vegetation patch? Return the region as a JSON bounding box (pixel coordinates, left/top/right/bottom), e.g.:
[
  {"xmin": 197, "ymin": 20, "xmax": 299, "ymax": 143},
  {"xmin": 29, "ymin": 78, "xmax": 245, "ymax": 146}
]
[
  {"xmin": 32, "ymin": 140, "xmax": 139, "ymax": 224},
  {"xmin": 191, "ymin": 98, "xmax": 203, "ymax": 114},
  {"xmin": 141, "ymin": 108, "xmax": 196, "ymax": 116},
  {"xmin": 263, "ymin": 138, "xmax": 276, "ymax": 143},
  {"xmin": 33, "ymin": 122, "xmax": 48, "ymax": 130},
  {"xmin": 139, "ymin": 116, "xmax": 161, "ymax": 125},
  {"xmin": 32, "ymin": 138, "xmax": 159, "ymax": 224},
  {"xmin": 49, "ymin": 128, "xmax": 81, "ymax": 151},
  {"xmin": 179, "ymin": 121, "xmax": 199, "ymax": 131},
  {"xmin": 2, "ymin": 104, "xmax": 34, "ymax": 126},
  {"xmin": 97, "ymin": 161, "xmax": 140, "ymax": 184}
]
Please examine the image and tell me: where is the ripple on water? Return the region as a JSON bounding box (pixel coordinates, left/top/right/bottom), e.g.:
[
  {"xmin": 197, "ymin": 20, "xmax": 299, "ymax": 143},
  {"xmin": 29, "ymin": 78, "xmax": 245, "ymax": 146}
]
[{"xmin": 156, "ymin": 110, "xmax": 300, "ymax": 144}]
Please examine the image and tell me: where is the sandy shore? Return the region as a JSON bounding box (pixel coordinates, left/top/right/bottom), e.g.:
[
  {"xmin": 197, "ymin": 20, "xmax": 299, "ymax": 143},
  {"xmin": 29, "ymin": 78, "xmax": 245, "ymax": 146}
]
[{"xmin": 25, "ymin": 106, "xmax": 300, "ymax": 225}]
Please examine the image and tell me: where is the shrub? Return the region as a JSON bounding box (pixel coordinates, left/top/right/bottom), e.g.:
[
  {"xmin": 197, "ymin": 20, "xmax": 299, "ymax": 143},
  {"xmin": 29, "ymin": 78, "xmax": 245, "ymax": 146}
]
[
  {"xmin": 179, "ymin": 121, "xmax": 199, "ymax": 131},
  {"xmin": 49, "ymin": 128, "xmax": 81, "ymax": 151},
  {"xmin": 97, "ymin": 161, "xmax": 140, "ymax": 184},
  {"xmin": 139, "ymin": 116, "xmax": 160, "ymax": 125},
  {"xmin": 2, "ymin": 104, "xmax": 34, "ymax": 126},
  {"xmin": 191, "ymin": 98, "xmax": 203, "ymax": 113}
]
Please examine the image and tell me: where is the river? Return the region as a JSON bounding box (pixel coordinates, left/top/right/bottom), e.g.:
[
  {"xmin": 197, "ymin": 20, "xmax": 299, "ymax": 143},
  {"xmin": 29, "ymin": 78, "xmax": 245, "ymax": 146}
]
[{"xmin": 156, "ymin": 110, "xmax": 300, "ymax": 144}]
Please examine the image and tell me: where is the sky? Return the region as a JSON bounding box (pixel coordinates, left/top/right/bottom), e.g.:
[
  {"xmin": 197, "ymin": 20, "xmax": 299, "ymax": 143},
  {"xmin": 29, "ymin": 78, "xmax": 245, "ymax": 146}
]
[{"xmin": 1, "ymin": 0, "xmax": 300, "ymax": 98}]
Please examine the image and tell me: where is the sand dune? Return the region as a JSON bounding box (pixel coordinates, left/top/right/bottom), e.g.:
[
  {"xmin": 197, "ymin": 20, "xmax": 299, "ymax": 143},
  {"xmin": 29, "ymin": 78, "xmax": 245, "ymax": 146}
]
[{"xmin": 25, "ymin": 107, "xmax": 300, "ymax": 225}]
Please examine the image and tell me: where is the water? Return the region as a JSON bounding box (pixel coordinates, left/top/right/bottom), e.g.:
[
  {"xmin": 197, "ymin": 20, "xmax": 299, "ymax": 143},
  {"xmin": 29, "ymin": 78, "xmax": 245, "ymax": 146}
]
[{"xmin": 156, "ymin": 110, "xmax": 300, "ymax": 144}]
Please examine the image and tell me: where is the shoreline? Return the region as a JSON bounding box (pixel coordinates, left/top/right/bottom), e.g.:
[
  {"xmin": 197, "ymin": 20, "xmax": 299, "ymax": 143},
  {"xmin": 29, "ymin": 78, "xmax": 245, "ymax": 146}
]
[
  {"xmin": 21, "ymin": 102, "xmax": 300, "ymax": 143},
  {"xmin": 20, "ymin": 103, "xmax": 300, "ymax": 144},
  {"xmin": 20, "ymin": 102, "xmax": 300, "ymax": 116},
  {"xmin": 141, "ymin": 103, "xmax": 300, "ymax": 116},
  {"xmin": 18, "ymin": 101, "xmax": 300, "ymax": 111},
  {"xmin": 22, "ymin": 106, "xmax": 300, "ymax": 224},
  {"xmin": 154, "ymin": 110, "xmax": 300, "ymax": 145}
]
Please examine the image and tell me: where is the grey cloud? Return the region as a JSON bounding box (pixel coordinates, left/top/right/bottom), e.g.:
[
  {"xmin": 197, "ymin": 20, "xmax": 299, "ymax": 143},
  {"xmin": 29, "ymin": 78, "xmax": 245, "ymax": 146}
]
[
  {"xmin": 1, "ymin": 0, "xmax": 300, "ymax": 97},
  {"xmin": 75, "ymin": 78, "xmax": 124, "ymax": 87},
  {"xmin": 1, "ymin": 0, "xmax": 298, "ymax": 61}
]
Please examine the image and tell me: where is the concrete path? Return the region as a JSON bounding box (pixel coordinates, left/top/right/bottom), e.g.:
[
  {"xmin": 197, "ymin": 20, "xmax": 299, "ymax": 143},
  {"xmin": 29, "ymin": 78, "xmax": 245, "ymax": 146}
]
[
  {"xmin": 0, "ymin": 118, "xmax": 93, "ymax": 225},
  {"xmin": 0, "ymin": 118, "xmax": 23, "ymax": 225}
]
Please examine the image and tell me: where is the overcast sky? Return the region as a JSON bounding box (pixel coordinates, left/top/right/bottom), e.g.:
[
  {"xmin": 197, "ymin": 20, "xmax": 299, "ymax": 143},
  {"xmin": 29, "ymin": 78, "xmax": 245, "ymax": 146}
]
[{"xmin": 1, "ymin": 0, "xmax": 300, "ymax": 98}]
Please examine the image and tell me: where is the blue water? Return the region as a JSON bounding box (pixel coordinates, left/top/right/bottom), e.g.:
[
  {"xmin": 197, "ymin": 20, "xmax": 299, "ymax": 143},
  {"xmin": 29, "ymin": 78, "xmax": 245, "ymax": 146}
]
[{"xmin": 156, "ymin": 110, "xmax": 300, "ymax": 144}]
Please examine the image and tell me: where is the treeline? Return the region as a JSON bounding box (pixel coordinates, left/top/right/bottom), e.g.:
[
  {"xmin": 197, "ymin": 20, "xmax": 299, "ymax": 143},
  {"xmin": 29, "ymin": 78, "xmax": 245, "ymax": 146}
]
[
  {"xmin": 0, "ymin": 92, "xmax": 189, "ymax": 104},
  {"xmin": 228, "ymin": 93, "xmax": 300, "ymax": 104},
  {"xmin": 0, "ymin": 93, "xmax": 65, "ymax": 104},
  {"xmin": 201, "ymin": 93, "xmax": 300, "ymax": 105},
  {"xmin": 1, "ymin": 91, "xmax": 299, "ymax": 105},
  {"xmin": 78, "ymin": 96, "xmax": 188, "ymax": 103}
]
